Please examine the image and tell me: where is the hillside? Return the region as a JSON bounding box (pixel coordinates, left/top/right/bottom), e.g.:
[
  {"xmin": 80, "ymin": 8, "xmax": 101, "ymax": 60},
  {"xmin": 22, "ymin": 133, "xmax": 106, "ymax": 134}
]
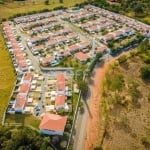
[
  {"xmin": 92, "ymin": 0, "xmax": 150, "ymax": 24},
  {"xmin": 101, "ymin": 39, "xmax": 150, "ymax": 149}
]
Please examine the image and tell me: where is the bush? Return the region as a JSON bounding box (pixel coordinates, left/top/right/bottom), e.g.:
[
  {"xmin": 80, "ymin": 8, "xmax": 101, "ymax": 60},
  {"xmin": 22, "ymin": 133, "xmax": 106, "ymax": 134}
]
[
  {"xmin": 140, "ymin": 66, "xmax": 150, "ymax": 80},
  {"xmin": 60, "ymin": 140, "xmax": 67, "ymax": 149},
  {"xmin": 45, "ymin": 0, "xmax": 49, "ymax": 5},
  {"xmin": 94, "ymin": 147, "xmax": 103, "ymax": 150},
  {"xmin": 118, "ymin": 55, "xmax": 127, "ymax": 64},
  {"xmin": 141, "ymin": 137, "xmax": 150, "ymax": 148},
  {"xmin": 65, "ymin": 123, "xmax": 72, "ymax": 131},
  {"xmin": 109, "ymin": 73, "xmax": 124, "ymax": 91}
]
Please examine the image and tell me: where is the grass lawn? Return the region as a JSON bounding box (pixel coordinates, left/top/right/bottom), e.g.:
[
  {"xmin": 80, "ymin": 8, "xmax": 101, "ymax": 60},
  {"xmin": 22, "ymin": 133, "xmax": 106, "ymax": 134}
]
[
  {"xmin": 72, "ymin": 93, "xmax": 79, "ymax": 113},
  {"xmin": 0, "ymin": 32, "xmax": 16, "ymax": 123},
  {"xmin": 58, "ymin": 56, "xmax": 87, "ymax": 71},
  {"xmin": 5, "ymin": 114, "xmax": 40, "ymax": 129},
  {"xmin": 0, "ymin": 0, "xmax": 87, "ymax": 19}
]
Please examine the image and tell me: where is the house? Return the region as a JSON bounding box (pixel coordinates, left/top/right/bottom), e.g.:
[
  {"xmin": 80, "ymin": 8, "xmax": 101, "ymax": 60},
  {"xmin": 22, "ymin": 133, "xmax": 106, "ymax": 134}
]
[
  {"xmin": 55, "ymin": 95, "xmax": 66, "ymax": 110},
  {"xmin": 32, "ymin": 45, "xmax": 44, "ymax": 55},
  {"xmin": 22, "ymin": 72, "xmax": 33, "ymax": 84},
  {"xmin": 102, "ymin": 33, "xmax": 114, "ymax": 42},
  {"xmin": 86, "ymin": 25, "xmax": 98, "ymax": 33},
  {"xmin": 46, "ymin": 39, "xmax": 58, "ymax": 47},
  {"xmin": 56, "ymin": 73, "xmax": 66, "ymax": 94},
  {"xmin": 113, "ymin": 30, "xmax": 124, "ymax": 40},
  {"xmin": 97, "ymin": 45, "xmax": 108, "ymax": 53},
  {"xmin": 19, "ymin": 83, "xmax": 30, "ymax": 96},
  {"xmin": 40, "ymin": 56, "xmax": 58, "ymax": 67},
  {"xmin": 14, "ymin": 94, "xmax": 27, "ymax": 113},
  {"xmin": 78, "ymin": 41, "xmax": 90, "ymax": 49},
  {"xmin": 18, "ymin": 62, "xmax": 28, "ymax": 72},
  {"xmin": 67, "ymin": 33, "xmax": 79, "ymax": 41},
  {"xmin": 75, "ymin": 52, "xmax": 90, "ymax": 62},
  {"xmin": 57, "ymin": 50, "xmax": 70, "ymax": 58},
  {"xmin": 68, "ymin": 44, "xmax": 80, "ymax": 53},
  {"xmin": 123, "ymin": 27, "xmax": 135, "ymax": 36},
  {"xmin": 39, "ymin": 113, "xmax": 67, "ymax": 135}
]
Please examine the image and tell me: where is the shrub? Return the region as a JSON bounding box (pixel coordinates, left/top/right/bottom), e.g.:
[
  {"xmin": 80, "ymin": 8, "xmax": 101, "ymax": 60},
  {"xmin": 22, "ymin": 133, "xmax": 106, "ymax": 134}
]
[
  {"xmin": 118, "ymin": 55, "xmax": 127, "ymax": 64},
  {"xmin": 109, "ymin": 73, "xmax": 124, "ymax": 91},
  {"xmin": 94, "ymin": 147, "xmax": 103, "ymax": 150},
  {"xmin": 140, "ymin": 66, "xmax": 150, "ymax": 80},
  {"xmin": 44, "ymin": 0, "xmax": 49, "ymax": 5},
  {"xmin": 141, "ymin": 137, "xmax": 150, "ymax": 148}
]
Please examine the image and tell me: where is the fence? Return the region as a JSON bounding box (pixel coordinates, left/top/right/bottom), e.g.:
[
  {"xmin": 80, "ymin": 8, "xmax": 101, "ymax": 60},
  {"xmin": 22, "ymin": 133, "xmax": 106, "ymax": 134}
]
[{"xmin": 66, "ymin": 74, "xmax": 86, "ymax": 149}]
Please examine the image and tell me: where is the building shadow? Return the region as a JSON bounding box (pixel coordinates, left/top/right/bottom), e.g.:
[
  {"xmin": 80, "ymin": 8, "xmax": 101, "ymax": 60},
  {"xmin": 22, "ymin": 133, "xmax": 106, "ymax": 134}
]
[{"xmin": 84, "ymin": 100, "xmax": 93, "ymax": 119}]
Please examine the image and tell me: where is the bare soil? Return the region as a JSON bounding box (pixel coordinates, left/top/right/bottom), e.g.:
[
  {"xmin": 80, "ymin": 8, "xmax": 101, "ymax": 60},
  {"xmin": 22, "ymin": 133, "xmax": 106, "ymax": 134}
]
[{"xmin": 84, "ymin": 61, "xmax": 111, "ymax": 150}]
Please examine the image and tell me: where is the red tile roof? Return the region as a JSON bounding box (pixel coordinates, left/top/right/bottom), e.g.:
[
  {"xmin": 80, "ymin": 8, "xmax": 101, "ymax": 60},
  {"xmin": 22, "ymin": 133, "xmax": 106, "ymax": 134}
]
[
  {"xmin": 19, "ymin": 83, "xmax": 30, "ymax": 93},
  {"xmin": 104, "ymin": 33, "xmax": 114, "ymax": 41},
  {"xmin": 32, "ymin": 45, "xmax": 44, "ymax": 51},
  {"xmin": 39, "ymin": 113, "xmax": 67, "ymax": 132},
  {"xmin": 68, "ymin": 44, "xmax": 80, "ymax": 52},
  {"xmin": 15, "ymin": 94, "xmax": 26, "ymax": 109},
  {"xmin": 42, "ymin": 56, "xmax": 55, "ymax": 64},
  {"xmin": 75, "ymin": 52, "xmax": 90, "ymax": 61},
  {"xmin": 97, "ymin": 45, "xmax": 107, "ymax": 52},
  {"xmin": 55, "ymin": 95, "xmax": 66, "ymax": 107},
  {"xmin": 23, "ymin": 72, "xmax": 33, "ymax": 81},
  {"xmin": 114, "ymin": 30, "xmax": 124, "ymax": 36},
  {"xmin": 78, "ymin": 41, "xmax": 90, "ymax": 48},
  {"xmin": 56, "ymin": 73, "xmax": 65, "ymax": 91}
]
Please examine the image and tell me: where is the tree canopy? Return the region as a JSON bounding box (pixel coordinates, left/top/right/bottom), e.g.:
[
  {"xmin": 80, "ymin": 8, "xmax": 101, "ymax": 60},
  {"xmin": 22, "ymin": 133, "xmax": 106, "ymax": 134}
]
[{"xmin": 0, "ymin": 126, "xmax": 53, "ymax": 150}]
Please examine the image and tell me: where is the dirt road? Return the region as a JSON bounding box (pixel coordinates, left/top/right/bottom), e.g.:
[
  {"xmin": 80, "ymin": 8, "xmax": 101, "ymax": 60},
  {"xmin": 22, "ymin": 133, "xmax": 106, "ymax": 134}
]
[{"xmin": 84, "ymin": 61, "xmax": 110, "ymax": 150}]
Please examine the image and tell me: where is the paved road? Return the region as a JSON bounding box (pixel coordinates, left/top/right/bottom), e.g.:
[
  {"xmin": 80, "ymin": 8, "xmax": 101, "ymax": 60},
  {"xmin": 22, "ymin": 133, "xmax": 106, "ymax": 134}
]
[
  {"xmin": 73, "ymin": 87, "xmax": 92, "ymax": 150},
  {"xmin": 15, "ymin": 25, "xmax": 41, "ymax": 72}
]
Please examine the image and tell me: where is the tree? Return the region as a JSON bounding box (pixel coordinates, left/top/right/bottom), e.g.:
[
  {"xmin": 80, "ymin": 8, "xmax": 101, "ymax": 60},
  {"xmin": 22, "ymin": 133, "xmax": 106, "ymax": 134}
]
[
  {"xmin": 60, "ymin": 140, "xmax": 67, "ymax": 149},
  {"xmin": 59, "ymin": 0, "xmax": 63, "ymax": 3},
  {"xmin": 141, "ymin": 137, "xmax": 150, "ymax": 148},
  {"xmin": 133, "ymin": 4, "xmax": 144, "ymax": 16},
  {"xmin": 57, "ymin": 107, "xmax": 66, "ymax": 115},
  {"xmin": 140, "ymin": 66, "xmax": 150, "ymax": 80},
  {"xmin": 138, "ymin": 39, "xmax": 149, "ymax": 52},
  {"xmin": 118, "ymin": 55, "xmax": 127, "ymax": 64},
  {"xmin": 0, "ymin": 126, "xmax": 53, "ymax": 150},
  {"xmin": 94, "ymin": 147, "xmax": 103, "ymax": 150},
  {"xmin": 77, "ymin": 80, "xmax": 88, "ymax": 98},
  {"xmin": 44, "ymin": 0, "xmax": 49, "ymax": 5}
]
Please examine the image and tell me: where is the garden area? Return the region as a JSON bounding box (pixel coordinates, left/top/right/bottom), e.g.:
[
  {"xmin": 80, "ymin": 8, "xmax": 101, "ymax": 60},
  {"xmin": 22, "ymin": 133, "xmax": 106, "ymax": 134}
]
[{"xmin": 5, "ymin": 114, "xmax": 40, "ymax": 129}]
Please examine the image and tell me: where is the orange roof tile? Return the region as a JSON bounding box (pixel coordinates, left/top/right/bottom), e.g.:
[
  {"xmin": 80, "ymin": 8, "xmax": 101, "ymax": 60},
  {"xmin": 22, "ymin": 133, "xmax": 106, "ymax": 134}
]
[
  {"xmin": 19, "ymin": 83, "xmax": 30, "ymax": 93},
  {"xmin": 39, "ymin": 113, "xmax": 67, "ymax": 132},
  {"xmin": 97, "ymin": 46, "xmax": 107, "ymax": 52},
  {"xmin": 42, "ymin": 56, "xmax": 55, "ymax": 64},
  {"xmin": 55, "ymin": 95, "xmax": 66, "ymax": 107},
  {"xmin": 23, "ymin": 72, "xmax": 33, "ymax": 81},
  {"xmin": 56, "ymin": 73, "xmax": 65, "ymax": 91},
  {"xmin": 75, "ymin": 52, "xmax": 90, "ymax": 61},
  {"xmin": 15, "ymin": 94, "xmax": 26, "ymax": 109}
]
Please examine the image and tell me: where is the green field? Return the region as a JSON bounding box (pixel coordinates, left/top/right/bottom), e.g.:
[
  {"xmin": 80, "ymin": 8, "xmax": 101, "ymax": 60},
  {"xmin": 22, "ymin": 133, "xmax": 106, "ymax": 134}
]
[
  {"xmin": 0, "ymin": 0, "xmax": 86, "ymax": 19},
  {"xmin": 0, "ymin": 32, "xmax": 16, "ymax": 123}
]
